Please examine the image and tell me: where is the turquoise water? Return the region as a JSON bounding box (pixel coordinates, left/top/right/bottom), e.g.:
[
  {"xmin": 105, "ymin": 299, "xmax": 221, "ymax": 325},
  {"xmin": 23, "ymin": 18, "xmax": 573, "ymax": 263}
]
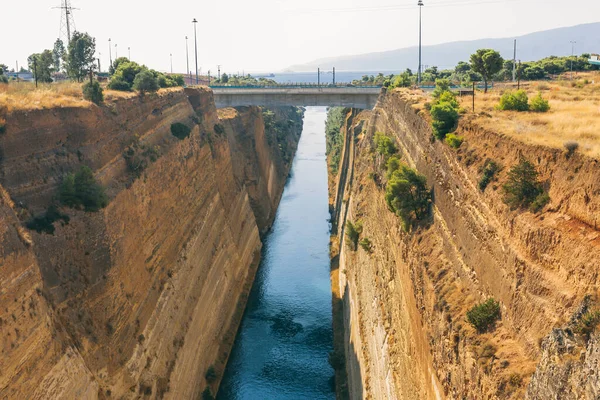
[{"xmin": 218, "ymin": 107, "xmax": 335, "ymax": 400}]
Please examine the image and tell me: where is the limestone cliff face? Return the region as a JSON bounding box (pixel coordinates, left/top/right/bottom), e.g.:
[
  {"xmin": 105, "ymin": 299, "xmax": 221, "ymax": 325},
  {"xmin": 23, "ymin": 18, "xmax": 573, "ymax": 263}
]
[
  {"xmin": 332, "ymin": 89, "xmax": 600, "ymax": 399},
  {"xmin": 0, "ymin": 88, "xmax": 301, "ymax": 398}
]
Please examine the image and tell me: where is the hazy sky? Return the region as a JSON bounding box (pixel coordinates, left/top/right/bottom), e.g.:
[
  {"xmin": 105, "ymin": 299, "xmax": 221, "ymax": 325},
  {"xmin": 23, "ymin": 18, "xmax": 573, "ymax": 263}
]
[{"xmin": 2, "ymin": 0, "xmax": 600, "ymax": 74}]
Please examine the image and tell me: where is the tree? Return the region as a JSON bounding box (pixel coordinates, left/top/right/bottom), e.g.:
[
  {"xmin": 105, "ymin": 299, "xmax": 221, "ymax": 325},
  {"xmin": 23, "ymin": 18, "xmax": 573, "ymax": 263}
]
[
  {"xmin": 430, "ymin": 101, "xmax": 459, "ymax": 139},
  {"xmin": 455, "ymin": 61, "xmax": 471, "ymax": 74},
  {"xmin": 432, "ymin": 78, "xmax": 452, "ymax": 98},
  {"xmin": 109, "ymin": 57, "xmax": 130, "ymax": 75},
  {"xmin": 108, "ymin": 60, "xmax": 143, "ymax": 91},
  {"xmin": 133, "ymin": 69, "xmax": 159, "ymax": 94},
  {"xmin": 28, "ymin": 50, "xmax": 55, "ymax": 83},
  {"xmin": 502, "ymin": 158, "xmax": 544, "ymax": 209},
  {"xmin": 60, "ymin": 166, "xmax": 108, "ymax": 211},
  {"xmin": 470, "ymin": 49, "xmax": 503, "ymax": 92},
  {"xmin": 385, "ymin": 165, "xmax": 431, "ymax": 229},
  {"xmin": 65, "ymin": 31, "xmax": 96, "ymax": 81},
  {"xmin": 0, "ymin": 64, "xmax": 7, "ymax": 74},
  {"xmin": 221, "ymin": 72, "xmax": 229, "ymax": 83},
  {"xmin": 52, "ymin": 39, "xmax": 66, "ymax": 72}
]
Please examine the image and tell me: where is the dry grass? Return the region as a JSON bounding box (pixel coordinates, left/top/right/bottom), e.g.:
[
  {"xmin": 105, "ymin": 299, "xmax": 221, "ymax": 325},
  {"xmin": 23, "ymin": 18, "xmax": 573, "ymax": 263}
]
[
  {"xmin": 0, "ymin": 81, "xmax": 90, "ymax": 113},
  {"xmin": 464, "ymin": 72, "xmax": 600, "ymax": 158}
]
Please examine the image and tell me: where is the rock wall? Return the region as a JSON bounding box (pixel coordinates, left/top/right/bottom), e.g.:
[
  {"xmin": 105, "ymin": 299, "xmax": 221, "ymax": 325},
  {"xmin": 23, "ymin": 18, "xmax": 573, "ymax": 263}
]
[
  {"xmin": 0, "ymin": 88, "xmax": 301, "ymax": 399},
  {"xmin": 333, "ymin": 89, "xmax": 600, "ymax": 399}
]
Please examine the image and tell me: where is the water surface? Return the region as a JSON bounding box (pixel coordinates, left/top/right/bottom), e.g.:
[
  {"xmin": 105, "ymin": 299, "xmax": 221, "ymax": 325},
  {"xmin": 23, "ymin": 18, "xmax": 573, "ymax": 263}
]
[{"xmin": 218, "ymin": 107, "xmax": 334, "ymax": 400}]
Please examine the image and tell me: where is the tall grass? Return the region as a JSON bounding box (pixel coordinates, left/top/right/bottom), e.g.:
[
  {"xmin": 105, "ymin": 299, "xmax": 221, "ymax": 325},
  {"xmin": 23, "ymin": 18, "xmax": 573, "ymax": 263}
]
[
  {"xmin": 0, "ymin": 81, "xmax": 89, "ymax": 112},
  {"xmin": 468, "ymin": 72, "xmax": 600, "ymax": 158}
]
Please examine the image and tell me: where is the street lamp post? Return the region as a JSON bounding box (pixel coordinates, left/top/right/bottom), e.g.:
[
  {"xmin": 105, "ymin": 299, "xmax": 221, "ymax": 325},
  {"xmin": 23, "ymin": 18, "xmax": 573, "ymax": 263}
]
[
  {"xmin": 192, "ymin": 18, "xmax": 199, "ymax": 85},
  {"xmin": 115, "ymin": 43, "xmax": 118, "ymax": 59},
  {"xmin": 418, "ymin": 0, "xmax": 424, "ymax": 86},
  {"xmin": 170, "ymin": 53, "xmax": 173, "ymax": 74},
  {"xmin": 128, "ymin": 47, "xmax": 131, "ymax": 60},
  {"xmin": 185, "ymin": 36, "xmax": 190, "ymax": 84},
  {"xmin": 570, "ymin": 40, "xmax": 577, "ymax": 80},
  {"xmin": 108, "ymin": 38, "xmax": 112, "ymax": 67}
]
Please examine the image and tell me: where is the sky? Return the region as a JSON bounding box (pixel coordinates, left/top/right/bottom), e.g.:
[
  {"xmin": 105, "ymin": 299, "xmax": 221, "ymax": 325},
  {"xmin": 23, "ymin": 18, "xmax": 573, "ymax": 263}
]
[{"xmin": 1, "ymin": 0, "xmax": 600, "ymax": 74}]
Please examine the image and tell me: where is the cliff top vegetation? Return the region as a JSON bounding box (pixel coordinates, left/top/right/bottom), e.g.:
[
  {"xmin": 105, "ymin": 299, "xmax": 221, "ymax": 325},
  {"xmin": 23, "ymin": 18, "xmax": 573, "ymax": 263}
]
[
  {"xmin": 390, "ymin": 71, "xmax": 600, "ymax": 159},
  {"xmin": 0, "ymin": 82, "xmax": 182, "ymax": 113}
]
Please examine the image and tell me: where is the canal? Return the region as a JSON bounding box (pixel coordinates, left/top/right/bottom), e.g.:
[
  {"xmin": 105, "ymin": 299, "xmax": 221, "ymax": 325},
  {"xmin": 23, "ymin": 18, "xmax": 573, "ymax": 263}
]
[{"xmin": 218, "ymin": 107, "xmax": 335, "ymax": 399}]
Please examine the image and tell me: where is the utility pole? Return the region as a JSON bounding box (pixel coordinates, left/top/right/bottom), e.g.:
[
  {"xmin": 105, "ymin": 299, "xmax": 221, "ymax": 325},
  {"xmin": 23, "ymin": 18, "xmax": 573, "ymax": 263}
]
[
  {"xmin": 192, "ymin": 18, "xmax": 199, "ymax": 84},
  {"xmin": 333, "ymin": 67, "xmax": 336, "ymax": 86},
  {"xmin": 128, "ymin": 47, "xmax": 131, "ymax": 60},
  {"xmin": 15, "ymin": 61, "xmax": 18, "ymax": 81},
  {"xmin": 318, "ymin": 68, "xmax": 320, "ymax": 87},
  {"xmin": 185, "ymin": 36, "xmax": 190, "ymax": 85},
  {"xmin": 217, "ymin": 65, "xmax": 221, "ymax": 81},
  {"xmin": 208, "ymin": 70, "xmax": 211, "ymax": 86},
  {"xmin": 115, "ymin": 43, "xmax": 118, "ymax": 59},
  {"xmin": 472, "ymin": 81, "xmax": 475, "ymax": 112},
  {"xmin": 170, "ymin": 53, "xmax": 173, "ymax": 74},
  {"xmin": 97, "ymin": 58, "xmax": 101, "ymax": 73},
  {"xmin": 512, "ymin": 39, "xmax": 517, "ymax": 82},
  {"xmin": 108, "ymin": 38, "xmax": 112, "ymax": 67},
  {"xmin": 517, "ymin": 60, "xmax": 521, "ymax": 90},
  {"xmin": 570, "ymin": 41, "xmax": 577, "ymax": 80},
  {"xmin": 417, "ymin": 0, "xmax": 424, "ymax": 85},
  {"xmin": 33, "ymin": 58, "xmax": 38, "ymax": 88}
]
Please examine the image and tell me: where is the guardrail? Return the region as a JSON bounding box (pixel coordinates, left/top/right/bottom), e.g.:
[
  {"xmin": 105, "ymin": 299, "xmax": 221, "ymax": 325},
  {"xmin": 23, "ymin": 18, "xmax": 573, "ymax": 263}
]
[{"xmin": 209, "ymin": 84, "xmax": 383, "ymax": 89}]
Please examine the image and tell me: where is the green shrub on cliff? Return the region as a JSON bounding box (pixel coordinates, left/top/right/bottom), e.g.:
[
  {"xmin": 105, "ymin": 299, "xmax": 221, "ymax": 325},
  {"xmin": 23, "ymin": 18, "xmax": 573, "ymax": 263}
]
[
  {"xmin": 201, "ymin": 387, "xmax": 215, "ymax": 400},
  {"xmin": 385, "ymin": 165, "xmax": 431, "ymax": 230},
  {"xmin": 430, "ymin": 97, "xmax": 459, "ymax": 140},
  {"xmin": 467, "ymin": 298, "xmax": 501, "ymax": 332},
  {"xmin": 444, "ymin": 133, "xmax": 463, "ymax": 148},
  {"xmin": 374, "ymin": 132, "xmax": 397, "ymax": 158},
  {"xmin": 60, "ymin": 166, "xmax": 108, "ymax": 212},
  {"xmin": 171, "ymin": 123, "xmax": 191, "ymax": 140},
  {"xmin": 205, "ymin": 366, "xmax": 218, "ymax": 383},
  {"xmin": 133, "ymin": 70, "xmax": 159, "ymax": 94},
  {"xmin": 345, "ymin": 220, "xmax": 362, "ymax": 251},
  {"xmin": 26, "ymin": 205, "xmax": 70, "ymax": 234},
  {"xmin": 502, "ymin": 158, "xmax": 548, "ymax": 211},
  {"xmin": 478, "ymin": 159, "xmax": 500, "ymax": 191},
  {"xmin": 83, "ymin": 80, "xmax": 103, "ymax": 105},
  {"xmin": 325, "ymin": 107, "xmax": 347, "ymax": 174}
]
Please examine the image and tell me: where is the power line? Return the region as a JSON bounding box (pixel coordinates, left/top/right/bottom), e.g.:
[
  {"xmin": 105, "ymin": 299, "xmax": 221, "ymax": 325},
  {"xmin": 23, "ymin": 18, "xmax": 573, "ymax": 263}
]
[{"xmin": 290, "ymin": 0, "xmax": 539, "ymax": 14}]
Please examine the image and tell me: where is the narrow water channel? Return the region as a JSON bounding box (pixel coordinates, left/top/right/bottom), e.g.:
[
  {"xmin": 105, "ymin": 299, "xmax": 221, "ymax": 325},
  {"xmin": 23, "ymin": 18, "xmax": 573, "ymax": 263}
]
[{"xmin": 218, "ymin": 107, "xmax": 335, "ymax": 399}]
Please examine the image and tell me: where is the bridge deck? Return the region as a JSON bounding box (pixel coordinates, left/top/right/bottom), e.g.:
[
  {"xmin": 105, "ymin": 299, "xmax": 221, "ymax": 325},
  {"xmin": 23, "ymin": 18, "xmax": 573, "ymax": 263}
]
[{"xmin": 211, "ymin": 86, "xmax": 382, "ymax": 109}]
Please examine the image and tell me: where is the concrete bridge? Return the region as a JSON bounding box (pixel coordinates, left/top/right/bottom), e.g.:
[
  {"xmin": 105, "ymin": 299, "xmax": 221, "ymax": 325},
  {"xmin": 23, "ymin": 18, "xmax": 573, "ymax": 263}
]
[{"xmin": 211, "ymin": 86, "xmax": 382, "ymax": 109}]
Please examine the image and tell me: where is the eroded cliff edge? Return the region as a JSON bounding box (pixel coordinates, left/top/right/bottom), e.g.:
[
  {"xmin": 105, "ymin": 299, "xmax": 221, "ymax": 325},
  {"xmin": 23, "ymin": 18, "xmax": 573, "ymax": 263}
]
[
  {"xmin": 331, "ymin": 89, "xmax": 600, "ymax": 399},
  {"xmin": 0, "ymin": 88, "xmax": 302, "ymax": 399}
]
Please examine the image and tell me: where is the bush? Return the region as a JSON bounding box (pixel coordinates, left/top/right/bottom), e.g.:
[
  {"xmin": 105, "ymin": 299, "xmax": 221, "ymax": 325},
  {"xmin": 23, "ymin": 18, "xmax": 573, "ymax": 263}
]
[
  {"xmin": 564, "ymin": 141, "xmax": 579, "ymax": 157},
  {"xmin": 201, "ymin": 387, "xmax": 214, "ymax": 400},
  {"xmin": 107, "ymin": 77, "xmax": 131, "ymax": 91},
  {"xmin": 386, "ymin": 155, "xmax": 401, "ymax": 178},
  {"xmin": 502, "ymin": 158, "xmax": 546, "ymax": 210},
  {"xmin": 467, "ymin": 298, "xmax": 501, "ymax": 332},
  {"xmin": 60, "ymin": 166, "xmax": 108, "ymax": 212},
  {"xmin": 385, "ymin": 165, "xmax": 431, "ymax": 229},
  {"xmin": 530, "ymin": 192, "xmax": 550, "ymax": 213},
  {"xmin": 478, "ymin": 160, "xmax": 500, "ymax": 191},
  {"xmin": 26, "ymin": 205, "xmax": 70, "ymax": 234},
  {"xmin": 430, "ymin": 101, "xmax": 459, "ymax": 140},
  {"xmin": 374, "ymin": 132, "xmax": 397, "ymax": 158},
  {"xmin": 345, "ymin": 220, "xmax": 362, "ymax": 251},
  {"xmin": 205, "ymin": 366, "xmax": 217, "ymax": 383},
  {"xmin": 432, "ymin": 78, "xmax": 452, "ymax": 98},
  {"xmin": 359, "ymin": 237, "xmax": 372, "ymax": 252},
  {"xmin": 574, "ymin": 310, "xmax": 600, "ymax": 337},
  {"xmin": 0, "ymin": 75, "xmax": 8, "ymax": 84},
  {"xmin": 214, "ymin": 124, "xmax": 225, "ymax": 135},
  {"xmin": 498, "ymin": 90, "xmax": 529, "ymax": 111},
  {"xmin": 83, "ymin": 80, "xmax": 104, "ymax": 104},
  {"xmin": 529, "ymin": 92, "xmax": 550, "ymax": 112},
  {"xmin": 445, "ymin": 133, "xmax": 463, "ymax": 148},
  {"xmin": 133, "ymin": 70, "xmax": 159, "ymax": 94},
  {"xmin": 171, "ymin": 123, "xmax": 191, "ymax": 140}
]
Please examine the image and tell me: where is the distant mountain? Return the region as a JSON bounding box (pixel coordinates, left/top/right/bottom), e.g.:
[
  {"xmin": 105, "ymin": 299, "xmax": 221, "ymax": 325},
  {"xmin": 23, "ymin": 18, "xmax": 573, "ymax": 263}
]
[{"xmin": 288, "ymin": 22, "xmax": 600, "ymax": 72}]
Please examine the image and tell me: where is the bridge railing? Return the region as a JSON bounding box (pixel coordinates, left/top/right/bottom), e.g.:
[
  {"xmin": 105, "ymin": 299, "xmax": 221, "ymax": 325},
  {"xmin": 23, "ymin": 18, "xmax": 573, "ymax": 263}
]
[{"xmin": 209, "ymin": 84, "xmax": 383, "ymax": 89}]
